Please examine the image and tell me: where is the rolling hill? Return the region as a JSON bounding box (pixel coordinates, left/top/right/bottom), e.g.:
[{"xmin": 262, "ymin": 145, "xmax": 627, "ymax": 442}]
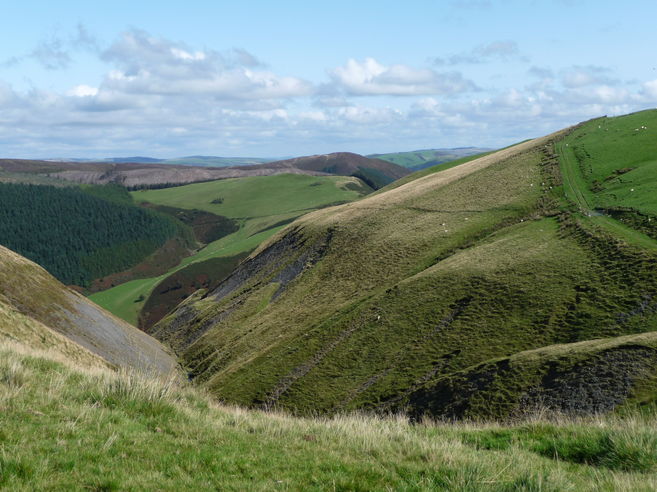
[
  {"xmin": 266, "ymin": 152, "xmax": 410, "ymax": 188},
  {"xmin": 152, "ymin": 110, "xmax": 657, "ymax": 419}
]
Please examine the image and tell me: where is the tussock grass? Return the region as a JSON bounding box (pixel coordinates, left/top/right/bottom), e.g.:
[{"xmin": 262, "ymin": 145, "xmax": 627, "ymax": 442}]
[{"xmin": 1, "ymin": 340, "xmax": 657, "ymax": 490}]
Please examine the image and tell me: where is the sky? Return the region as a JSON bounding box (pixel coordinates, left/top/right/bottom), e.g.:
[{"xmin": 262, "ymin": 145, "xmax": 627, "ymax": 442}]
[{"xmin": 1, "ymin": 0, "xmax": 656, "ymax": 158}]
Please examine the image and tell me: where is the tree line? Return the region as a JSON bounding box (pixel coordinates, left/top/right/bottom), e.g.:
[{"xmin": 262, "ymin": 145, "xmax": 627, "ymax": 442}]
[{"xmin": 0, "ymin": 183, "xmax": 178, "ymax": 286}]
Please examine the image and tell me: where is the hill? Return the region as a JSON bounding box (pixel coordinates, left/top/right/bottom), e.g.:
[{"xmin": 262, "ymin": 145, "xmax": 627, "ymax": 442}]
[
  {"xmin": 0, "ymin": 245, "xmax": 177, "ymax": 374},
  {"xmin": 0, "ymin": 152, "xmax": 407, "ymax": 190},
  {"xmin": 51, "ymin": 155, "xmax": 276, "ymax": 167},
  {"xmin": 369, "ymin": 147, "xmax": 491, "ymax": 170},
  {"xmin": 268, "ymin": 152, "xmax": 409, "ymax": 189},
  {"xmin": 90, "ymin": 174, "xmax": 373, "ymax": 327},
  {"xmin": 161, "ymin": 156, "xmax": 276, "ymax": 167},
  {"xmin": 152, "ymin": 110, "xmax": 657, "ymax": 419}
]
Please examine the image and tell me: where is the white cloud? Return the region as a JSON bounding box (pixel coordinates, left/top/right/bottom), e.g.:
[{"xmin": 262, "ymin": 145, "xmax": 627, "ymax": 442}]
[
  {"xmin": 641, "ymin": 80, "xmax": 657, "ymax": 100},
  {"xmin": 68, "ymin": 85, "xmax": 99, "ymax": 97},
  {"xmin": 330, "ymin": 58, "xmax": 476, "ymax": 96},
  {"xmin": 0, "ymin": 28, "xmax": 655, "ymax": 159},
  {"xmin": 99, "ymin": 29, "xmax": 312, "ymax": 101}
]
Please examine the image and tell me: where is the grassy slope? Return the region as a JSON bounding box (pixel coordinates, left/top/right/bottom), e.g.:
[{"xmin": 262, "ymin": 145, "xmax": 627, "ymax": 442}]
[
  {"xmin": 1, "ymin": 341, "xmax": 657, "ymax": 490},
  {"xmin": 91, "ymin": 174, "xmax": 371, "ymax": 324},
  {"xmin": 0, "ymin": 304, "xmax": 107, "ymax": 370},
  {"xmin": 154, "ymin": 111, "xmax": 657, "ymax": 417},
  {"xmin": 0, "ymin": 245, "xmax": 177, "ymax": 375},
  {"xmin": 378, "ymin": 150, "xmax": 494, "ymax": 192},
  {"xmin": 557, "ymin": 110, "xmax": 657, "ymax": 250}
]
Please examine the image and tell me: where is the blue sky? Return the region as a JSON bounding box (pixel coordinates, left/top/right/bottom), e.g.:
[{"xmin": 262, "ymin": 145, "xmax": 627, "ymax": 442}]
[{"xmin": 1, "ymin": 0, "xmax": 656, "ymax": 158}]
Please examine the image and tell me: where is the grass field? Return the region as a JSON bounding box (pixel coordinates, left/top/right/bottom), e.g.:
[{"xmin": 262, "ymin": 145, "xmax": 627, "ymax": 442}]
[
  {"xmin": 1, "ymin": 339, "xmax": 657, "ymax": 490},
  {"xmin": 90, "ymin": 174, "xmax": 371, "ymax": 324}
]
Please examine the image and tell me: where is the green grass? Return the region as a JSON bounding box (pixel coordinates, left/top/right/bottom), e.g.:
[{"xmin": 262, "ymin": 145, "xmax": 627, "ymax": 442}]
[
  {"xmin": 557, "ymin": 109, "xmax": 657, "ymax": 250},
  {"xmin": 1, "ymin": 339, "xmax": 657, "ymax": 490},
  {"xmin": 91, "ymin": 174, "xmax": 371, "ymax": 324},
  {"xmin": 90, "ymin": 226, "xmax": 288, "ymax": 325}
]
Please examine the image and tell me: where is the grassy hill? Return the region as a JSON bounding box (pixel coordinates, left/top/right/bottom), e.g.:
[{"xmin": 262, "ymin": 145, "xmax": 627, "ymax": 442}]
[
  {"xmin": 90, "ymin": 174, "xmax": 372, "ymax": 326},
  {"xmin": 369, "ymin": 147, "xmax": 490, "ymax": 170},
  {"xmin": 264, "ymin": 152, "xmax": 410, "ymax": 189},
  {"xmin": 152, "ymin": 110, "xmax": 657, "ymax": 419},
  {"xmin": 1, "ymin": 336, "xmax": 656, "ymax": 490}
]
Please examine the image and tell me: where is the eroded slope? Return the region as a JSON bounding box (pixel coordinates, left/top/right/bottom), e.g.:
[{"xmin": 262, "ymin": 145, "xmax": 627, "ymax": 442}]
[{"xmin": 0, "ymin": 245, "xmax": 178, "ymax": 375}]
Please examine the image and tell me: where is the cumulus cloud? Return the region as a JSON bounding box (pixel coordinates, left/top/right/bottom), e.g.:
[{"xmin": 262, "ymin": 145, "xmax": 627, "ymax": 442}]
[
  {"xmin": 98, "ymin": 30, "xmax": 312, "ymax": 101},
  {"xmin": 642, "ymin": 80, "xmax": 657, "ymax": 99},
  {"xmin": 330, "ymin": 58, "xmax": 476, "ymax": 96},
  {"xmin": 434, "ymin": 40, "xmax": 527, "ymax": 65},
  {"xmin": 1, "ymin": 27, "xmax": 655, "ymax": 159}
]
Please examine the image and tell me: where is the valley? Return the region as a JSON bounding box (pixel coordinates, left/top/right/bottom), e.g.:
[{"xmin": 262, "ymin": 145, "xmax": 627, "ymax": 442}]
[
  {"xmin": 2, "ymin": 110, "xmax": 657, "ymax": 489},
  {"xmin": 3, "ymin": 3, "xmax": 656, "ymax": 489},
  {"xmin": 91, "ymin": 173, "xmax": 372, "ymax": 326}
]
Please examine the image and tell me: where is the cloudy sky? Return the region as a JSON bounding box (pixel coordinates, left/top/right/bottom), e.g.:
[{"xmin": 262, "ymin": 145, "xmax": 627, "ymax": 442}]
[{"xmin": 1, "ymin": 0, "xmax": 656, "ymax": 158}]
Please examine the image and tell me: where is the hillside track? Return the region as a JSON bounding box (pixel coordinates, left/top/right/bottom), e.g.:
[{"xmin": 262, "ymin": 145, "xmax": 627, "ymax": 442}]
[{"xmin": 556, "ymin": 130, "xmax": 657, "ymax": 251}]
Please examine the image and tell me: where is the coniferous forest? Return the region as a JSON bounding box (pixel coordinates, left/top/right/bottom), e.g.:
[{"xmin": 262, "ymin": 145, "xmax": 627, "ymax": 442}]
[{"xmin": 0, "ymin": 183, "xmax": 178, "ymax": 286}]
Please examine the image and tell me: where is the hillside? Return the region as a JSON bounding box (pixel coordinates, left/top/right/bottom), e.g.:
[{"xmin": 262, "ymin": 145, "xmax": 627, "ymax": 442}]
[
  {"xmin": 153, "ymin": 110, "xmax": 657, "ymax": 418},
  {"xmin": 370, "ymin": 147, "xmax": 490, "ymax": 170},
  {"xmin": 91, "ymin": 174, "xmax": 372, "ymax": 326},
  {"xmin": 268, "ymin": 152, "xmax": 410, "ymax": 189},
  {"xmin": 0, "ymin": 183, "xmax": 187, "ymax": 287},
  {"xmin": 0, "ymin": 152, "xmax": 407, "ymax": 190},
  {"xmin": 2, "ymin": 340, "xmax": 657, "ymax": 490},
  {"xmin": 0, "ymin": 245, "xmax": 177, "ymax": 375}
]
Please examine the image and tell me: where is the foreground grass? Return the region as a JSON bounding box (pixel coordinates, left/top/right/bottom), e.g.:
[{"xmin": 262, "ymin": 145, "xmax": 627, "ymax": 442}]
[{"xmin": 1, "ymin": 341, "xmax": 656, "ymax": 490}]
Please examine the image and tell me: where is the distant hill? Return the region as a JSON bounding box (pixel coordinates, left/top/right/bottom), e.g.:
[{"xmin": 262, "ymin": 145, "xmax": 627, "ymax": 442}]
[
  {"xmin": 161, "ymin": 156, "xmax": 276, "ymax": 167},
  {"xmin": 267, "ymin": 152, "xmax": 410, "ymax": 189},
  {"xmin": 153, "ymin": 109, "xmax": 657, "ymax": 419},
  {"xmin": 369, "ymin": 147, "xmax": 491, "ymax": 170},
  {"xmin": 0, "ymin": 152, "xmax": 408, "ymax": 190}
]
